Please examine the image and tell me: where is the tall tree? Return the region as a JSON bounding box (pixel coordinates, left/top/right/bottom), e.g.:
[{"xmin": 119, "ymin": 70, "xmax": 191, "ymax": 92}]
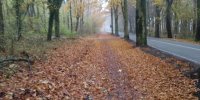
[
  {"xmin": 0, "ymin": 0, "xmax": 4, "ymax": 52},
  {"xmin": 110, "ymin": 7, "xmax": 114, "ymax": 34},
  {"xmin": 79, "ymin": 0, "xmax": 84, "ymax": 33},
  {"xmin": 0, "ymin": 0, "xmax": 4, "ymax": 35},
  {"xmin": 196, "ymin": 0, "xmax": 200, "ymax": 41},
  {"xmin": 47, "ymin": 0, "xmax": 63, "ymax": 41},
  {"xmin": 155, "ymin": 5, "xmax": 161, "ymax": 38},
  {"xmin": 69, "ymin": 1, "xmax": 73, "ymax": 32},
  {"xmin": 166, "ymin": 0, "xmax": 173, "ymax": 38},
  {"xmin": 75, "ymin": 16, "xmax": 79, "ymax": 32},
  {"xmin": 27, "ymin": 0, "xmax": 36, "ymax": 17},
  {"xmin": 136, "ymin": 0, "xmax": 147, "ymax": 46},
  {"xmin": 54, "ymin": 0, "xmax": 62, "ymax": 37},
  {"xmin": 121, "ymin": 0, "xmax": 129, "ymax": 40},
  {"xmin": 193, "ymin": 0, "xmax": 197, "ymax": 36},
  {"xmin": 15, "ymin": 0, "xmax": 23, "ymax": 40},
  {"xmin": 127, "ymin": 1, "xmax": 135, "ymax": 33},
  {"xmin": 114, "ymin": 5, "xmax": 119, "ymax": 36},
  {"xmin": 109, "ymin": 0, "xmax": 120, "ymax": 36},
  {"xmin": 73, "ymin": 0, "xmax": 83, "ymax": 32}
]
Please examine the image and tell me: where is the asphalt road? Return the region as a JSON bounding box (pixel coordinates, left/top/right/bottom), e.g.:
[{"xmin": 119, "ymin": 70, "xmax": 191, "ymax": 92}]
[{"xmin": 118, "ymin": 32, "xmax": 200, "ymax": 65}]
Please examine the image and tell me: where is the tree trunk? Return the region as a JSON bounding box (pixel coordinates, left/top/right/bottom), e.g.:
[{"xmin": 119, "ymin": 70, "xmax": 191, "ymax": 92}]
[
  {"xmin": 114, "ymin": 6, "xmax": 119, "ymax": 36},
  {"xmin": 16, "ymin": 0, "xmax": 22, "ymax": 41},
  {"xmin": 155, "ymin": 6, "xmax": 161, "ymax": 38},
  {"xmin": 124, "ymin": 0, "xmax": 129, "ymax": 40},
  {"xmin": 28, "ymin": 0, "xmax": 36, "ymax": 17},
  {"xmin": 129, "ymin": 18, "xmax": 133, "ymax": 33},
  {"xmin": 42, "ymin": 2, "xmax": 46, "ymax": 24},
  {"xmin": 196, "ymin": 0, "xmax": 200, "ymax": 41},
  {"xmin": 111, "ymin": 7, "xmax": 114, "ymax": 34},
  {"xmin": 174, "ymin": 19, "xmax": 179, "ymax": 35},
  {"xmin": 55, "ymin": 9, "xmax": 60, "ymax": 38},
  {"xmin": 69, "ymin": 2, "xmax": 73, "ymax": 32},
  {"xmin": 166, "ymin": 0, "xmax": 173, "ymax": 38},
  {"xmin": 0, "ymin": 0, "xmax": 4, "ymax": 35},
  {"xmin": 36, "ymin": 4, "xmax": 40, "ymax": 18},
  {"xmin": 193, "ymin": 0, "xmax": 197, "ymax": 36},
  {"xmin": 79, "ymin": 15, "xmax": 84, "ymax": 34},
  {"xmin": 67, "ymin": 14, "xmax": 70, "ymax": 29},
  {"xmin": 47, "ymin": 10, "xmax": 54, "ymax": 41},
  {"xmin": 0, "ymin": 0, "xmax": 4, "ymax": 52},
  {"xmin": 75, "ymin": 16, "xmax": 79, "ymax": 32},
  {"xmin": 47, "ymin": 0, "xmax": 63, "ymax": 41},
  {"xmin": 136, "ymin": 0, "xmax": 147, "ymax": 46}
]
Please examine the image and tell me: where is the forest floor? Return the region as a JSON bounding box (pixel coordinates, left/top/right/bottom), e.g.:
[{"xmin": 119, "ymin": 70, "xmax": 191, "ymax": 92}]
[{"xmin": 0, "ymin": 34, "xmax": 198, "ymax": 99}]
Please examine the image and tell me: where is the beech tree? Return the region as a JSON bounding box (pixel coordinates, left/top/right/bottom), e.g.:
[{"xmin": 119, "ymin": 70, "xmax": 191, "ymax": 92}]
[
  {"xmin": 109, "ymin": 0, "xmax": 115, "ymax": 35},
  {"xmin": 109, "ymin": 0, "xmax": 120, "ymax": 36},
  {"xmin": 196, "ymin": 0, "xmax": 200, "ymax": 41},
  {"xmin": 121, "ymin": 0, "xmax": 129, "ymax": 40},
  {"xmin": 47, "ymin": 0, "xmax": 63, "ymax": 41},
  {"xmin": 155, "ymin": 5, "xmax": 161, "ymax": 38},
  {"xmin": 0, "ymin": 0, "xmax": 4, "ymax": 51},
  {"xmin": 114, "ymin": 3, "xmax": 119, "ymax": 36},
  {"xmin": 27, "ymin": 0, "xmax": 36, "ymax": 17},
  {"xmin": 0, "ymin": 0, "xmax": 4, "ymax": 35},
  {"xmin": 166, "ymin": 0, "xmax": 173, "ymax": 38},
  {"xmin": 110, "ymin": 7, "xmax": 114, "ymax": 34},
  {"xmin": 136, "ymin": 0, "xmax": 147, "ymax": 46},
  {"xmin": 127, "ymin": 0, "xmax": 135, "ymax": 33},
  {"xmin": 69, "ymin": 0, "xmax": 73, "ymax": 32},
  {"xmin": 153, "ymin": 0, "xmax": 164, "ymax": 38},
  {"xmin": 15, "ymin": 0, "xmax": 23, "ymax": 40}
]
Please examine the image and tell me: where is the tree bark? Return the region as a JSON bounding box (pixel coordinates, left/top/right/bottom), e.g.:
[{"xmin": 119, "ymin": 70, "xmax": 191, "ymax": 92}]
[
  {"xmin": 114, "ymin": 6, "xmax": 119, "ymax": 36},
  {"xmin": 69, "ymin": 2, "xmax": 73, "ymax": 32},
  {"xmin": 155, "ymin": 6, "xmax": 161, "ymax": 38},
  {"xmin": 79, "ymin": 12, "xmax": 84, "ymax": 34},
  {"xmin": 166, "ymin": 0, "xmax": 173, "ymax": 38},
  {"xmin": 55, "ymin": 9, "xmax": 60, "ymax": 38},
  {"xmin": 129, "ymin": 19, "xmax": 133, "ymax": 33},
  {"xmin": 67, "ymin": 14, "xmax": 70, "ymax": 29},
  {"xmin": 75, "ymin": 16, "xmax": 79, "ymax": 32},
  {"xmin": 16, "ymin": 0, "xmax": 22, "ymax": 40},
  {"xmin": 27, "ymin": 0, "xmax": 36, "ymax": 17},
  {"xmin": 0, "ymin": 0, "xmax": 4, "ymax": 52},
  {"xmin": 136, "ymin": 0, "xmax": 147, "ymax": 46},
  {"xmin": 111, "ymin": 7, "xmax": 114, "ymax": 34},
  {"xmin": 47, "ymin": 10, "xmax": 54, "ymax": 41},
  {"xmin": 47, "ymin": 0, "xmax": 63, "ymax": 41},
  {"xmin": 0, "ymin": 0, "xmax": 4, "ymax": 35},
  {"xmin": 174, "ymin": 20, "xmax": 179, "ymax": 35},
  {"xmin": 196, "ymin": 0, "xmax": 200, "ymax": 41},
  {"xmin": 123, "ymin": 0, "xmax": 129, "ymax": 40},
  {"xmin": 193, "ymin": 0, "xmax": 197, "ymax": 35}
]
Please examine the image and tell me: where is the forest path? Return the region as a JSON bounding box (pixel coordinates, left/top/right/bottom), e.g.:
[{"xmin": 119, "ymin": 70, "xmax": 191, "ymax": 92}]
[
  {"xmin": 0, "ymin": 34, "xmax": 197, "ymax": 99},
  {"xmin": 90, "ymin": 34, "xmax": 141, "ymax": 99}
]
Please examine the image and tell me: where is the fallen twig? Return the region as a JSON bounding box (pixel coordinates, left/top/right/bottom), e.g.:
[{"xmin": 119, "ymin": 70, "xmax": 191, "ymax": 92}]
[{"xmin": 0, "ymin": 58, "xmax": 33, "ymax": 64}]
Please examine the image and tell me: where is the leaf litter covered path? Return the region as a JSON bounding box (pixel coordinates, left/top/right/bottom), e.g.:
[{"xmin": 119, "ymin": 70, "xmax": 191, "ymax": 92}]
[{"xmin": 0, "ymin": 34, "xmax": 197, "ymax": 99}]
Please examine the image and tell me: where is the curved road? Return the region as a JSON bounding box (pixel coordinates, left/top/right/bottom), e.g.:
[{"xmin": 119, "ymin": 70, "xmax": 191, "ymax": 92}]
[{"xmin": 118, "ymin": 32, "xmax": 200, "ymax": 65}]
